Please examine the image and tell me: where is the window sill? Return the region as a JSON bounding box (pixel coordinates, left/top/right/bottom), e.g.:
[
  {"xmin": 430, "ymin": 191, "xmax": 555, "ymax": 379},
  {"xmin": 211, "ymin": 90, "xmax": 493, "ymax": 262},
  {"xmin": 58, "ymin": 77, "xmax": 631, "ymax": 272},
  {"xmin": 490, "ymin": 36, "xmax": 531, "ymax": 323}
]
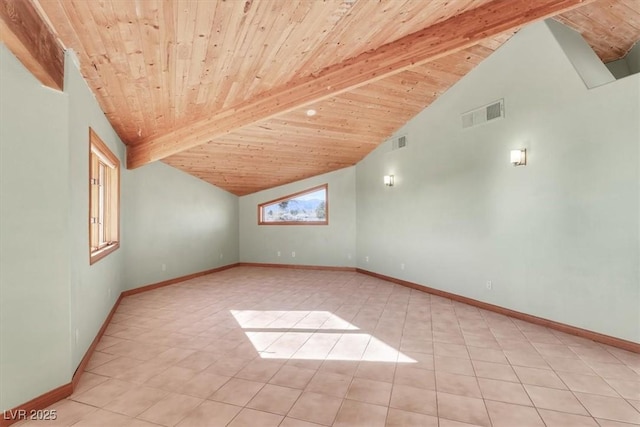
[
  {"xmin": 90, "ymin": 242, "xmax": 120, "ymax": 265},
  {"xmin": 258, "ymin": 221, "xmax": 328, "ymax": 226}
]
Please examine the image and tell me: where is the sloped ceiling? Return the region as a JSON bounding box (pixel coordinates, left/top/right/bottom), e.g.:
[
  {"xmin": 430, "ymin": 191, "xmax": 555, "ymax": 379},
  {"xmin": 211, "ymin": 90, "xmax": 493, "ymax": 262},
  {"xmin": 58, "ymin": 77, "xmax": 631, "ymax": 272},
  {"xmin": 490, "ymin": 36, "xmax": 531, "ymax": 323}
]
[{"xmin": 35, "ymin": 0, "xmax": 640, "ymax": 195}]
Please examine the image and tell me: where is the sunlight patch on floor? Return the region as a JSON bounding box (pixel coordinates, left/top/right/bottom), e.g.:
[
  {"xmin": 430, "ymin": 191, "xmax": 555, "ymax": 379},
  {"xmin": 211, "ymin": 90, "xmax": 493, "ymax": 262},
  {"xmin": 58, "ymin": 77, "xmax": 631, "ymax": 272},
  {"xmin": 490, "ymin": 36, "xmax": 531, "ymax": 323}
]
[
  {"xmin": 230, "ymin": 310, "xmax": 416, "ymax": 363},
  {"xmin": 230, "ymin": 310, "xmax": 359, "ymax": 330}
]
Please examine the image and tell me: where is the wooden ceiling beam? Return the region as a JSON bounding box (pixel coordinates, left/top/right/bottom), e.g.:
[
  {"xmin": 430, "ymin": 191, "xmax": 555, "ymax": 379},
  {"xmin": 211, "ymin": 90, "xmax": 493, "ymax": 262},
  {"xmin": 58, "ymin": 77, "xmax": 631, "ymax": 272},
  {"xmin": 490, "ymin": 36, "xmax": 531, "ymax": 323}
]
[
  {"xmin": 0, "ymin": 0, "xmax": 64, "ymax": 90},
  {"xmin": 127, "ymin": 0, "xmax": 595, "ymax": 169}
]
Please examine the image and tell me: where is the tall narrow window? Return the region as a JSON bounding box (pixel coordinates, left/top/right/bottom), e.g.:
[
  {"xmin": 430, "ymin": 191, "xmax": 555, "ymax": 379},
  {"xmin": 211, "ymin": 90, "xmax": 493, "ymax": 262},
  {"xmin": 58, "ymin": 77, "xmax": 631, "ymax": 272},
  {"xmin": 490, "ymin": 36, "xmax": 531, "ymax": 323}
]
[
  {"xmin": 258, "ymin": 184, "xmax": 328, "ymax": 225},
  {"xmin": 89, "ymin": 128, "xmax": 120, "ymax": 264}
]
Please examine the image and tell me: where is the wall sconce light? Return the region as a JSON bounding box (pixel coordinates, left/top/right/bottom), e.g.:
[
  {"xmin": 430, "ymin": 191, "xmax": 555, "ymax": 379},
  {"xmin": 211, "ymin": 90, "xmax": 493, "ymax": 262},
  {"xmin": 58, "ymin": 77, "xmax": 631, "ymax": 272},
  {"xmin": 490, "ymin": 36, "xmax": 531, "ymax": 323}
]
[
  {"xmin": 510, "ymin": 149, "xmax": 527, "ymax": 166},
  {"xmin": 384, "ymin": 175, "xmax": 394, "ymax": 186}
]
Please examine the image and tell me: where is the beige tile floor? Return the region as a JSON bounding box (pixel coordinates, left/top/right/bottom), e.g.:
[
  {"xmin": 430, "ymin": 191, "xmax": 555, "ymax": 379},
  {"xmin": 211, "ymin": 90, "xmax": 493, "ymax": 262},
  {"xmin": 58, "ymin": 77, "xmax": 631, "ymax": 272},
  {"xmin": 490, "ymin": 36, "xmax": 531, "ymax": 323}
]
[{"xmin": 14, "ymin": 267, "xmax": 640, "ymax": 426}]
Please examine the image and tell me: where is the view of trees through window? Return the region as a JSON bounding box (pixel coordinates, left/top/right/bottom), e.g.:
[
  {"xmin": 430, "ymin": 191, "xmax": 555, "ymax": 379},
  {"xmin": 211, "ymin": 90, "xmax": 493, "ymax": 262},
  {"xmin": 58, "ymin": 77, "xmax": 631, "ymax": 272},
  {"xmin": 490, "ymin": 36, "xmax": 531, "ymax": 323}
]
[{"xmin": 259, "ymin": 184, "xmax": 328, "ymax": 225}]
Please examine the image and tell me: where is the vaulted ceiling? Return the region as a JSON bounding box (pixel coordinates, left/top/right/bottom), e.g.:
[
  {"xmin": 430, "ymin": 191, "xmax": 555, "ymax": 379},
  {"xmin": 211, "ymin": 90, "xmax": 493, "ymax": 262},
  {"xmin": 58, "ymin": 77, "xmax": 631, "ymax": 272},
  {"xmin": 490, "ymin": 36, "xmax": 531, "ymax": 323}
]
[{"xmin": 10, "ymin": 0, "xmax": 640, "ymax": 194}]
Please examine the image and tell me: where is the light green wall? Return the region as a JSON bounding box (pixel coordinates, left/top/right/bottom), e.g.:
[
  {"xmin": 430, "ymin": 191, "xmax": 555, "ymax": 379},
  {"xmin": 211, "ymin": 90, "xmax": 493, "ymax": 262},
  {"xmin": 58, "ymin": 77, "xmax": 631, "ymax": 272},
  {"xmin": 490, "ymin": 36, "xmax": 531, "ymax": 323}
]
[
  {"xmin": 239, "ymin": 167, "xmax": 356, "ymax": 267},
  {"xmin": 546, "ymin": 20, "xmax": 615, "ymax": 88},
  {"xmin": 64, "ymin": 51, "xmax": 127, "ymax": 370},
  {"xmin": 628, "ymin": 41, "xmax": 640, "ymax": 75},
  {"xmin": 0, "ymin": 45, "xmax": 72, "ymax": 411},
  {"xmin": 356, "ymin": 21, "xmax": 640, "ymax": 342},
  {"xmin": 607, "ymin": 41, "xmax": 640, "ymax": 79},
  {"xmin": 122, "ymin": 162, "xmax": 239, "ymax": 290},
  {"xmin": 606, "ymin": 58, "xmax": 631, "ymax": 80},
  {"xmin": 0, "ymin": 46, "xmax": 240, "ymax": 411}
]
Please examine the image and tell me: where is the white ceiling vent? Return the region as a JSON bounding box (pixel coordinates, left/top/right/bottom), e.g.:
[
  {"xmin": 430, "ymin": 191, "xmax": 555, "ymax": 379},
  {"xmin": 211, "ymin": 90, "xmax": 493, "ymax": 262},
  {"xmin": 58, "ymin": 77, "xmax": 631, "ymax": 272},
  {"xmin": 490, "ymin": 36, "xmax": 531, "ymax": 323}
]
[
  {"xmin": 461, "ymin": 99, "xmax": 504, "ymax": 129},
  {"xmin": 392, "ymin": 135, "xmax": 407, "ymax": 151}
]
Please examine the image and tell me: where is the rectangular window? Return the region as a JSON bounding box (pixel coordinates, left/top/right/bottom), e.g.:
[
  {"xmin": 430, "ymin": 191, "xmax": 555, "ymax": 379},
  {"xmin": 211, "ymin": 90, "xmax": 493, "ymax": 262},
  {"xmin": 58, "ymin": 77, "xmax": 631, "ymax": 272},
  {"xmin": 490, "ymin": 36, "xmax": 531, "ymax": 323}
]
[
  {"xmin": 89, "ymin": 128, "xmax": 120, "ymax": 264},
  {"xmin": 259, "ymin": 184, "xmax": 328, "ymax": 225}
]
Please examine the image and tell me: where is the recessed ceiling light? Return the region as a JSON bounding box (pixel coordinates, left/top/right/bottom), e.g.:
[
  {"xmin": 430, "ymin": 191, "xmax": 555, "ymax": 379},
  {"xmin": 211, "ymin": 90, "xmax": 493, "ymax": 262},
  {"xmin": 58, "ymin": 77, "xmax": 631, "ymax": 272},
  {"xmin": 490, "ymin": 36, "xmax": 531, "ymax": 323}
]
[{"xmin": 306, "ymin": 109, "xmax": 317, "ymax": 117}]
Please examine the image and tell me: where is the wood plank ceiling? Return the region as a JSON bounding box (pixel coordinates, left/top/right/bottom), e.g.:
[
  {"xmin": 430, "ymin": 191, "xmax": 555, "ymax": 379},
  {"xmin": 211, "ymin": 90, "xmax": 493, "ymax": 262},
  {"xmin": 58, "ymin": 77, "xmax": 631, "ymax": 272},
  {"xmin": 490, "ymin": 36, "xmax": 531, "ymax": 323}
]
[{"xmin": 35, "ymin": 0, "xmax": 640, "ymax": 195}]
